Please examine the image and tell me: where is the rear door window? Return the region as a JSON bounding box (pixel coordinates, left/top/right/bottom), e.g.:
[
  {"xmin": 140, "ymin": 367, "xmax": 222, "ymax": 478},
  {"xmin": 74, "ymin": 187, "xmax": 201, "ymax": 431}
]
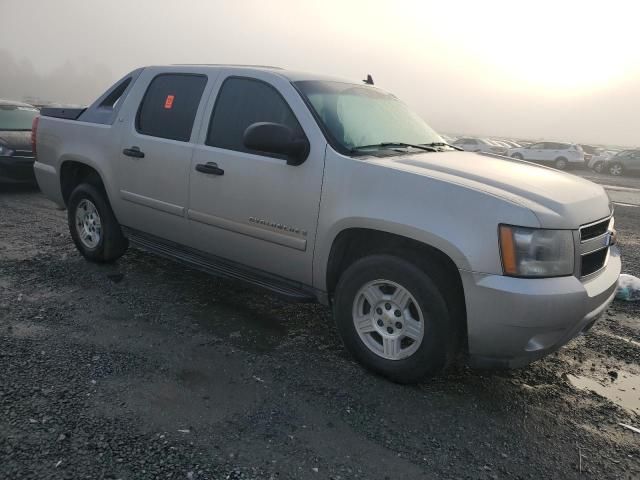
[
  {"xmin": 136, "ymin": 74, "xmax": 207, "ymax": 142},
  {"xmin": 206, "ymin": 77, "xmax": 304, "ymax": 155}
]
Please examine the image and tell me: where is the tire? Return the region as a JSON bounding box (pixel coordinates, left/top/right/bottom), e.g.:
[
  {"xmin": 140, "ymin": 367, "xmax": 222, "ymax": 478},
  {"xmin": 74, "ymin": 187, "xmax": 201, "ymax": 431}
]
[
  {"xmin": 67, "ymin": 183, "xmax": 128, "ymax": 263},
  {"xmin": 334, "ymin": 254, "xmax": 457, "ymax": 383},
  {"xmin": 554, "ymin": 157, "xmax": 568, "ymax": 170},
  {"xmin": 609, "ymin": 162, "xmax": 623, "ymax": 176},
  {"xmin": 593, "ymin": 161, "xmax": 604, "ymax": 173},
  {"xmin": 512, "ymin": 153, "xmax": 523, "ymax": 160}
]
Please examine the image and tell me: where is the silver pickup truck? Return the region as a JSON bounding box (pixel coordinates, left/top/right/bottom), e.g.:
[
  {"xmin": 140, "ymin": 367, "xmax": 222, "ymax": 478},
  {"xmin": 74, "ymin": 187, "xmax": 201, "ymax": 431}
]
[{"xmin": 33, "ymin": 65, "xmax": 621, "ymax": 383}]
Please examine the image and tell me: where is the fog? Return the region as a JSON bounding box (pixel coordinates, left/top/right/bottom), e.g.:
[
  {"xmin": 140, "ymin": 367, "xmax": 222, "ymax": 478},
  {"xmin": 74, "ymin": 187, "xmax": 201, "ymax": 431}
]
[{"xmin": 1, "ymin": 0, "xmax": 638, "ymax": 146}]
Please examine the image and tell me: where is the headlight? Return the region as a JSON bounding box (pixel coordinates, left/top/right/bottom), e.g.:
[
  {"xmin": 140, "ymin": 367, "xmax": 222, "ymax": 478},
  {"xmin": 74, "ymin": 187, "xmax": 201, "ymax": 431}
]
[
  {"xmin": 0, "ymin": 144, "xmax": 14, "ymax": 156},
  {"xmin": 499, "ymin": 225, "xmax": 574, "ymax": 277}
]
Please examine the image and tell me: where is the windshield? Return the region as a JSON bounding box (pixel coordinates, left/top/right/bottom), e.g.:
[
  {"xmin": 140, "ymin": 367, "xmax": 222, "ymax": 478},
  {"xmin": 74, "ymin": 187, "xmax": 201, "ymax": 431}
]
[
  {"xmin": 294, "ymin": 81, "xmax": 442, "ymax": 154},
  {"xmin": 0, "ymin": 105, "xmax": 39, "ymax": 131}
]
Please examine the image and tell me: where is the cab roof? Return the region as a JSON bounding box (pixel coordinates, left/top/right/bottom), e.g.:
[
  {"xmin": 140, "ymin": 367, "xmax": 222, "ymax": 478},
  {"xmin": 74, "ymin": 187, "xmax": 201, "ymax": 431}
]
[{"xmin": 159, "ymin": 64, "xmax": 358, "ymax": 85}]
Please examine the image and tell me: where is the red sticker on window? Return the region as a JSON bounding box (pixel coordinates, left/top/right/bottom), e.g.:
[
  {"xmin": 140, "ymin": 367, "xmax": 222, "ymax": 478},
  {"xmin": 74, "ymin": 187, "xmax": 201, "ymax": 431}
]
[{"xmin": 164, "ymin": 95, "xmax": 175, "ymax": 109}]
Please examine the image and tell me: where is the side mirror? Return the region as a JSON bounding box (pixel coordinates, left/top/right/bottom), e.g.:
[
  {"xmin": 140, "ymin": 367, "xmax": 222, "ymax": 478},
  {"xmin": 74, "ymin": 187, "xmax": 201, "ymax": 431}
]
[{"xmin": 243, "ymin": 122, "xmax": 310, "ymax": 166}]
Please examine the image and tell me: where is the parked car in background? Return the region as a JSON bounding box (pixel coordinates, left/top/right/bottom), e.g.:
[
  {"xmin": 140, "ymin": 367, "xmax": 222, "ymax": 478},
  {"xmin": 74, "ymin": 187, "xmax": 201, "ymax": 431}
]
[
  {"xmin": 452, "ymin": 137, "xmax": 507, "ymax": 155},
  {"xmin": 498, "ymin": 140, "xmax": 522, "ymax": 149},
  {"xmin": 440, "ymin": 134, "xmax": 458, "ymax": 144},
  {"xmin": 508, "ymin": 142, "xmax": 584, "ymax": 169},
  {"xmin": 588, "ymin": 150, "xmax": 615, "ymax": 173},
  {"xmin": 0, "ymin": 99, "xmax": 39, "ymax": 184},
  {"xmin": 489, "ymin": 139, "xmax": 512, "ymax": 150},
  {"xmin": 605, "ymin": 150, "xmax": 640, "ymax": 176},
  {"xmin": 580, "ymin": 145, "xmax": 598, "ymax": 165}
]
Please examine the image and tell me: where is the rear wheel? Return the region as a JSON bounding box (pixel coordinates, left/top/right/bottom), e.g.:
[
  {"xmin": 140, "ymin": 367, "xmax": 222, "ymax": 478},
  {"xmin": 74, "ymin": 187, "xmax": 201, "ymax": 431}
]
[
  {"xmin": 512, "ymin": 153, "xmax": 523, "ymax": 160},
  {"xmin": 68, "ymin": 183, "xmax": 128, "ymax": 262},
  {"xmin": 334, "ymin": 254, "xmax": 457, "ymax": 383},
  {"xmin": 554, "ymin": 157, "xmax": 568, "ymax": 170},
  {"xmin": 609, "ymin": 162, "xmax": 623, "ymax": 176}
]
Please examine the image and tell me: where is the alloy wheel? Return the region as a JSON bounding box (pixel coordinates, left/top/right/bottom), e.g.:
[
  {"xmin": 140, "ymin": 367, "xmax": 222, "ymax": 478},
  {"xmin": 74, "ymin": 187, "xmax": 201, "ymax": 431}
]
[
  {"xmin": 609, "ymin": 164, "xmax": 623, "ymax": 176},
  {"xmin": 352, "ymin": 279, "xmax": 425, "ymax": 360},
  {"xmin": 75, "ymin": 199, "xmax": 102, "ymax": 249}
]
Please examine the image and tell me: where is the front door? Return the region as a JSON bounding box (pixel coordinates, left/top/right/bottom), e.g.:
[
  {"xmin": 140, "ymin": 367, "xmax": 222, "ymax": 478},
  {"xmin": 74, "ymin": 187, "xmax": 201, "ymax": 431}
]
[
  {"xmin": 187, "ymin": 71, "xmax": 326, "ymax": 285},
  {"xmin": 116, "ymin": 72, "xmax": 209, "ymax": 245},
  {"xmin": 626, "ymin": 152, "xmax": 640, "ymax": 172}
]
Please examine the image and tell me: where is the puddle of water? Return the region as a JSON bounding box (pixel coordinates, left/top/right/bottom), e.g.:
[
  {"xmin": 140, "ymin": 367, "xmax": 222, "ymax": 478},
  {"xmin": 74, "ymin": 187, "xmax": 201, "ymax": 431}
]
[{"xmin": 568, "ymin": 373, "xmax": 640, "ymax": 415}]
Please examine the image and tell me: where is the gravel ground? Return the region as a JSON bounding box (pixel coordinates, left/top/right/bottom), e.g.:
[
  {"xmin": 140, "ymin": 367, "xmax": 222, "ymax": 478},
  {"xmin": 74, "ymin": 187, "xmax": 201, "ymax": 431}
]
[
  {"xmin": 1, "ymin": 184, "xmax": 639, "ymax": 480},
  {"xmin": 574, "ymin": 171, "xmax": 640, "ymax": 191}
]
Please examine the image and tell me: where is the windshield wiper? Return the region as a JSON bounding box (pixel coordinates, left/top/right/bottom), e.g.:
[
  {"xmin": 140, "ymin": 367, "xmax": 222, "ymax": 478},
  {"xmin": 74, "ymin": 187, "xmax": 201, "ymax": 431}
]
[
  {"xmin": 420, "ymin": 142, "xmax": 464, "ymax": 151},
  {"xmin": 350, "ymin": 142, "xmax": 437, "ymax": 154}
]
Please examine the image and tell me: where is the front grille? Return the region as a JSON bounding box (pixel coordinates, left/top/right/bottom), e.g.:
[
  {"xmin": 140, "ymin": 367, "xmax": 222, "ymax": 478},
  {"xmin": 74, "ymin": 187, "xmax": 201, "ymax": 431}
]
[
  {"xmin": 581, "ymin": 248, "xmax": 608, "ymax": 276},
  {"xmin": 580, "ymin": 218, "xmax": 609, "ymax": 241},
  {"xmin": 578, "ymin": 216, "xmax": 613, "ymax": 277}
]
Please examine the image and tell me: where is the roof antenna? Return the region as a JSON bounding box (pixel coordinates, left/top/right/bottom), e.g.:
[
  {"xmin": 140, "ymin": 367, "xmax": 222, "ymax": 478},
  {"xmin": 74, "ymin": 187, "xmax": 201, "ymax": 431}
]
[{"xmin": 363, "ymin": 74, "xmax": 374, "ymax": 85}]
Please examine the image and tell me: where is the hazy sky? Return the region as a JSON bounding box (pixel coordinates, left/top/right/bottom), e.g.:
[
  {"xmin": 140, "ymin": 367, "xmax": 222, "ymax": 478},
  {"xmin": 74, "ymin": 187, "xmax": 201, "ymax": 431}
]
[{"xmin": 1, "ymin": 0, "xmax": 639, "ymax": 146}]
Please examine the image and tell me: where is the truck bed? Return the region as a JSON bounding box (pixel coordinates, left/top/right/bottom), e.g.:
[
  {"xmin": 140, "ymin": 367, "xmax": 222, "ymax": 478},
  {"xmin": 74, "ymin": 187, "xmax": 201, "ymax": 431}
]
[{"xmin": 40, "ymin": 107, "xmax": 86, "ymax": 121}]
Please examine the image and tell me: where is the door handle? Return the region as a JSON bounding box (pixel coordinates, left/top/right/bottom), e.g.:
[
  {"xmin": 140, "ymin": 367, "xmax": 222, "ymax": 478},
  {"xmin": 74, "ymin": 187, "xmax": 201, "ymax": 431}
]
[
  {"xmin": 196, "ymin": 162, "xmax": 224, "ymax": 176},
  {"xmin": 123, "ymin": 146, "xmax": 145, "ymax": 158}
]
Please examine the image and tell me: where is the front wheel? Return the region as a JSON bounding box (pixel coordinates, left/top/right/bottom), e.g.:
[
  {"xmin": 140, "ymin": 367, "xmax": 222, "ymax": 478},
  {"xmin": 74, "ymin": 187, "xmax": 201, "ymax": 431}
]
[
  {"xmin": 593, "ymin": 161, "xmax": 605, "ymax": 173},
  {"xmin": 511, "ymin": 153, "xmax": 523, "ymax": 160},
  {"xmin": 68, "ymin": 183, "xmax": 128, "ymax": 263},
  {"xmin": 334, "ymin": 255, "xmax": 456, "ymax": 383}
]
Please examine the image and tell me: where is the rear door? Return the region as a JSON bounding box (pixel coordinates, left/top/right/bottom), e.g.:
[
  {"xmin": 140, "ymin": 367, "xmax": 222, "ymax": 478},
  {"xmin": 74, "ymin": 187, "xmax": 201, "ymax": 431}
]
[
  {"xmin": 544, "ymin": 142, "xmax": 563, "ymax": 162},
  {"xmin": 187, "ymin": 71, "xmax": 326, "ymax": 285},
  {"xmin": 525, "ymin": 142, "xmax": 545, "ymax": 161},
  {"xmin": 115, "ymin": 71, "xmax": 210, "ymax": 245}
]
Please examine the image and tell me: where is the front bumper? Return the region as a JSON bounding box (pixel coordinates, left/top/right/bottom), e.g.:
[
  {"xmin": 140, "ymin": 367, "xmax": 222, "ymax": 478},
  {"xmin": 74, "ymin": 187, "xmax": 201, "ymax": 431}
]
[
  {"xmin": 462, "ymin": 246, "xmax": 621, "ymax": 368},
  {"xmin": 0, "ymin": 155, "xmax": 36, "ymax": 184}
]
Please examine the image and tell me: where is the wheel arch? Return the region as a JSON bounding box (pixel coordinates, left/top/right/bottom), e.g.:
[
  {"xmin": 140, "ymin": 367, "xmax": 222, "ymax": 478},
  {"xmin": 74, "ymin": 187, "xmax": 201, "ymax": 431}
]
[
  {"xmin": 324, "ymin": 227, "xmax": 468, "ymax": 350},
  {"xmin": 59, "ymin": 157, "xmax": 109, "ymax": 206},
  {"xmin": 325, "ymin": 227, "xmax": 466, "ymax": 293}
]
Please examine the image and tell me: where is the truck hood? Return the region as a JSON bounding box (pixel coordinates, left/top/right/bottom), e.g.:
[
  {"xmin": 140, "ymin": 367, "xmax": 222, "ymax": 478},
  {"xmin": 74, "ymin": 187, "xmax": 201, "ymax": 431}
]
[
  {"xmin": 0, "ymin": 130, "xmax": 32, "ymax": 151},
  {"xmin": 375, "ymin": 150, "xmax": 611, "ymax": 229}
]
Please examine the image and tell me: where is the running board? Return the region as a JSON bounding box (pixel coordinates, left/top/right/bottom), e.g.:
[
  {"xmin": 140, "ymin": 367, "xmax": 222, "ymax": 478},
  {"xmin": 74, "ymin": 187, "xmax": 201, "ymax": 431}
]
[{"xmin": 122, "ymin": 227, "xmax": 317, "ymax": 302}]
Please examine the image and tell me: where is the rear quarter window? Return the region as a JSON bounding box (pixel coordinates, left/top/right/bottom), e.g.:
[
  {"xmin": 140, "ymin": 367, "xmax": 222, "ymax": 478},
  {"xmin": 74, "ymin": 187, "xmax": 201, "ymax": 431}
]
[{"xmin": 136, "ymin": 74, "xmax": 207, "ymax": 142}]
